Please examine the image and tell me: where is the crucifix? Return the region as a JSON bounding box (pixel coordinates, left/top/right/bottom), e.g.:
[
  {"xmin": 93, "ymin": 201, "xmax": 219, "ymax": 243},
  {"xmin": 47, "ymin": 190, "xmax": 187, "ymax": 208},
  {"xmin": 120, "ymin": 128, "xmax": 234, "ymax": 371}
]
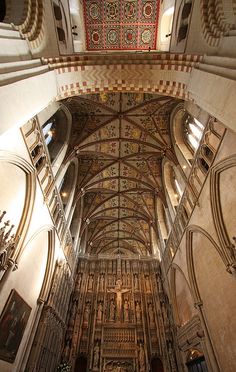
[{"xmin": 107, "ymin": 279, "xmax": 130, "ymax": 320}]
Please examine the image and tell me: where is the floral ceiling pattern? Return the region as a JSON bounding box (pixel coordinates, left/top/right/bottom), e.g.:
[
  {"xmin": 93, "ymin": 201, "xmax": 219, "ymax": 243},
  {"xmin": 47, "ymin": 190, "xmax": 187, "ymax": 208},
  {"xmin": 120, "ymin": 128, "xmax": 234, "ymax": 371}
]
[
  {"xmin": 83, "ymin": 0, "xmax": 160, "ymax": 50},
  {"xmin": 65, "ymin": 93, "xmax": 178, "ymax": 256}
]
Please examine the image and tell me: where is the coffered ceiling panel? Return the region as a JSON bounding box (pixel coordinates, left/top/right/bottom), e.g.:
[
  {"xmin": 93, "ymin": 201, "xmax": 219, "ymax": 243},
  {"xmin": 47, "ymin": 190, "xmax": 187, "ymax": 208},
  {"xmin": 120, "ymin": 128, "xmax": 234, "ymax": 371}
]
[{"xmin": 83, "ymin": 0, "xmax": 160, "ymax": 51}]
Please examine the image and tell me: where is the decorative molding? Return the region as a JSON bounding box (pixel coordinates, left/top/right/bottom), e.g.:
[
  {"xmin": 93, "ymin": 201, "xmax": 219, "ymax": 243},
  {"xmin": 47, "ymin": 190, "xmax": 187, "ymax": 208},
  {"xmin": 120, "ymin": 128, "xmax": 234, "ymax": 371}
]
[
  {"xmin": 0, "ymin": 151, "xmax": 36, "ymax": 278},
  {"xmin": 21, "ymin": 118, "xmax": 75, "ymax": 270},
  {"xmin": 210, "ymin": 155, "xmax": 236, "ymax": 275},
  {"xmin": 185, "ymin": 225, "xmax": 224, "ymax": 303},
  {"xmin": 62, "ymin": 258, "xmax": 176, "ymax": 372},
  {"xmin": 163, "ymin": 118, "xmax": 226, "ymax": 272},
  {"xmin": 43, "ymin": 53, "xmax": 202, "ymax": 101}
]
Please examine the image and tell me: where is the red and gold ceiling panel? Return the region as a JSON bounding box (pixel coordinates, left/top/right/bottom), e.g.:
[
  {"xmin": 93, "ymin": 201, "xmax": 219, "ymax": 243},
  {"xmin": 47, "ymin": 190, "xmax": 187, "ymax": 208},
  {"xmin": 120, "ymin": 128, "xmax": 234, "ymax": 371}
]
[{"xmin": 83, "ymin": 0, "xmax": 160, "ymax": 51}]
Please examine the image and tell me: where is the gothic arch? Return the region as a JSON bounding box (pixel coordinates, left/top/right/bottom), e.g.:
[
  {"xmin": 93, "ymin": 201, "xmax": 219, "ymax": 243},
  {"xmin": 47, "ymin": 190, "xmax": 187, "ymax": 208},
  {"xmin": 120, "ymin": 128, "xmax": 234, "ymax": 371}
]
[
  {"xmin": 56, "ymin": 157, "xmax": 78, "ymax": 217},
  {"xmin": 185, "ymin": 225, "xmax": 236, "ymax": 372},
  {"xmin": 155, "ymin": 198, "xmax": 169, "ymax": 240},
  {"xmin": 163, "ymin": 160, "xmax": 181, "ymax": 214},
  {"xmin": 210, "ymin": 155, "xmax": 236, "ymax": 270},
  {"xmin": 45, "ymin": 53, "xmax": 201, "ymax": 101},
  {"xmin": 185, "ymin": 225, "xmax": 226, "ymax": 303},
  {"xmin": 44, "ymin": 104, "xmax": 72, "ymax": 174},
  {"xmin": 150, "ymin": 356, "xmax": 164, "ymax": 372},
  {"xmin": 159, "ymin": 2, "xmax": 175, "ymax": 51},
  {"xmin": 20, "ymin": 225, "xmax": 56, "ymax": 303},
  {"xmin": 18, "ymin": 226, "xmax": 57, "ymax": 370},
  {"xmin": 0, "ymin": 150, "xmax": 36, "ymax": 265},
  {"xmin": 69, "ymin": 197, "xmax": 82, "ymax": 249},
  {"xmin": 170, "ymin": 103, "xmax": 193, "ymax": 169},
  {"xmin": 170, "ymin": 263, "xmax": 196, "ymax": 326}
]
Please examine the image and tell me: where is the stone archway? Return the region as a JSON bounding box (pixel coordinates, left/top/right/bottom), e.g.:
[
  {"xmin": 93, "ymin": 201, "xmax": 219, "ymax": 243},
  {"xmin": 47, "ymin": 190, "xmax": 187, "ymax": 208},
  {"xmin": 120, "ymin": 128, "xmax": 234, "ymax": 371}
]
[
  {"xmin": 74, "ymin": 355, "xmax": 87, "ymax": 372},
  {"xmin": 186, "ymin": 226, "xmax": 236, "ymax": 372},
  {"xmin": 151, "ymin": 357, "xmax": 164, "ymax": 372}
]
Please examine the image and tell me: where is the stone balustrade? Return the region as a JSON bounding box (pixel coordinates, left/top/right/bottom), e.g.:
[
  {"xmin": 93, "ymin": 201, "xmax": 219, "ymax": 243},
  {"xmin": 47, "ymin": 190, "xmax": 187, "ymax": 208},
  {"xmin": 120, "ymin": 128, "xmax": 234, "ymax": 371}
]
[
  {"xmin": 22, "ymin": 117, "xmax": 75, "ymax": 270},
  {"xmin": 163, "ymin": 117, "xmax": 226, "ymax": 271}
]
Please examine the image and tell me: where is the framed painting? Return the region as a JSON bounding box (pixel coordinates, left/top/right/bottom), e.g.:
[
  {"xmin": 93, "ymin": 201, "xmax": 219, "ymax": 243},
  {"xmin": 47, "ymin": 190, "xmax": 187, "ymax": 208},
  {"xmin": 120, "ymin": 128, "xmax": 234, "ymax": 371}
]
[{"xmin": 0, "ymin": 289, "xmax": 31, "ymax": 363}]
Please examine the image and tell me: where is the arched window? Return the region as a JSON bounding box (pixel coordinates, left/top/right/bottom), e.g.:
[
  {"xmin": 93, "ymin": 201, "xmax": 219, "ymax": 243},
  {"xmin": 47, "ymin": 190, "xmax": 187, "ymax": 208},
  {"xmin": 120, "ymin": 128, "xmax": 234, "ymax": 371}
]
[
  {"xmin": 171, "ymin": 105, "xmax": 206, "ymax": 174},
  {"xmin": 69, "ymin": 199, "xmax": 81, "ymax": 247},
  {"xmin": 151, "ymin": 357, "xmax": 164, "ymax": 372},
  {"xmin": 174, "ymin": 177, "xmax": 183, "ymax": 199},
  {"xmin": 160, "ymin": 5, "xmax": 175, "ymax": 51},
  {"xmin": 58, "ymin": 162, "xmax": 76, "ymax": 211},
  {"xmin": 42, "ymin": 120, "xmax": 55, "ymax": 146},
  {"xmin": 156, "ymin": 199, "xmax": 170, "ymax": 241},
  {"xmin": 175, "ymin": 0, "xmax": 193, "ymax": 44},
  {"xmin": 163, "ymin": 162, "xmax": 185, "ymax": 214},
  {"xmin": 185, "ymin": 116, "xmax": 204, "ymax": 152},
  {"xmin": 42, "ymin": 107, "xmax": 71, "ymax": 167}
]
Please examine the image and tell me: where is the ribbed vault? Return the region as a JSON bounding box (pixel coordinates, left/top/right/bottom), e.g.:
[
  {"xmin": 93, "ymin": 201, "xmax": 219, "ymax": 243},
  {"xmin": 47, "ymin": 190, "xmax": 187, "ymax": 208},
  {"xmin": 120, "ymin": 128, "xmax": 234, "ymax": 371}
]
[{"xmin": 64, "ymin": 92, "xmax": 179, "ymax": 256}]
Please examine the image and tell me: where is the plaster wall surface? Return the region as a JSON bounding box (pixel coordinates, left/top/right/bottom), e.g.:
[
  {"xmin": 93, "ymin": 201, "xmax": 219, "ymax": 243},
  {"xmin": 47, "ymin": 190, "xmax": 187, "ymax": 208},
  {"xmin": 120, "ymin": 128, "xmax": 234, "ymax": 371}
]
[
  {"xmin": 170, "ymin": 125, "xmax": 236, "ymax": 371},
  {"xmin": 0, "ymin": 127, "xmax": 64, "ymax": 372}
]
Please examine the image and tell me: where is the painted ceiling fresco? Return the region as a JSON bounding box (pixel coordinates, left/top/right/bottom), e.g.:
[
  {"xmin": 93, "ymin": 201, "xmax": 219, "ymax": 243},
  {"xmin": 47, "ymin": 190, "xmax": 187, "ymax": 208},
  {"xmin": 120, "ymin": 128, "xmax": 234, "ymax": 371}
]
[
  {"xmin": 65, "ymin": 92, "xmax": 178, "ymax": 256},
  {"xmin": 83, "ymin": 0, "xmax": 160, "ymax": 51}
]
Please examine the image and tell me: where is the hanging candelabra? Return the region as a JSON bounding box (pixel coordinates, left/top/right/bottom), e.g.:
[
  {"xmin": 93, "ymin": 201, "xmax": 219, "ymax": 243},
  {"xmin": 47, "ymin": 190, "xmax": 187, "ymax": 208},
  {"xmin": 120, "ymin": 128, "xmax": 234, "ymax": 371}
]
[{"xmin": 0, "ymin": 210, "xmax": 17, "ymax": 273}]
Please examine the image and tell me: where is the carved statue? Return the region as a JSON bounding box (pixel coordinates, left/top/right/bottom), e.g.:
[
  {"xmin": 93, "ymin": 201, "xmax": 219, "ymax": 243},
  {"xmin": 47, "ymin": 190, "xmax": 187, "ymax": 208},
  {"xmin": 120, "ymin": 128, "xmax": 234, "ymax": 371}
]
[
  {"xmin": 97, "ymin": 301, "xmax": 103, "ymax": 322},
  {"xmin": 84, "ymin": 302, "xmax": 90, "ymax": 322},
  {"xmin": 134, "ymin": 274, "xmax": 138, "ymax": 290},
  {"xmin": 145, "ymin": 275, "xmax": 151, "ymax": 292},
  {"xmin": 107, "ymin": 279, "xmax": 130, "ymax": 318},
  {"xmin": 69, "ymin": 301, "xmax": 77, "ymax": 326},
  {"xmin": 136, "ymin": 301, "xmax": 141, "ymax": 322},
  {"xmin": 93, "ymin": 342, "xmax": 100, "ymax": 369},
  {"xmin": 88, "ymin": 274, "xmax": 93, "ymax": 291},
  {"xmin": 123, "ymin": 299, "xmax": 129, "ymax": 322},
  {"xmin": 109, "ymin": 299, "xmax": 116, "ymax": 321},
  {"xmin": 76, "ymin": 273, "xmax": 82, "ymax": 291},
  {"xmin": 0, "ymin": 248, "xmax": 7, "ymax": 269},
  {"xmin": 139, "ymin": 344, "xmax": 145, "ymax": 372},
  {"xmin": 156, "ymin": 271, "xmax": 163, "ymax": 293},
  {"xmin": 100, "ymin": 274, "xmax": 105, "ymax": 291},
  {"xmin": 148, "ymin": 303, "xmax": 155, "ymax": 324},
  {"xmin": 0, "ymin": 214, "xmax": 16, "ymax": 272}
]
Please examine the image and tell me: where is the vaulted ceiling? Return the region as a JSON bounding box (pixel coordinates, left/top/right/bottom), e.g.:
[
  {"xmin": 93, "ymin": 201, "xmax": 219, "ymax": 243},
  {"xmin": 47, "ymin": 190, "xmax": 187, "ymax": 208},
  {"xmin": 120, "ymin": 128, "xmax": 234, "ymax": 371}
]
[{"xmin": 65, "ymin": 93, "xmax": 179, "ymax": 256}]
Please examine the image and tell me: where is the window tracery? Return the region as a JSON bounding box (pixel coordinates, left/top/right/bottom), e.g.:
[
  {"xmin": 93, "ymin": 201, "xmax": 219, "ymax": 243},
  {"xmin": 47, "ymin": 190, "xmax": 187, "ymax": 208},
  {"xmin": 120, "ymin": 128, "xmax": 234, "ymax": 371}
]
[
  {"xmin": 42, "ymin": 107, "xmax": 70, "ymax": 165},
  {"xmin": 59, "ymin": 163, "xmax": 76, "ymax": 210},
  {"xmin": 184, "ymin": 116, "xmax": 204, "ymax": 153}
]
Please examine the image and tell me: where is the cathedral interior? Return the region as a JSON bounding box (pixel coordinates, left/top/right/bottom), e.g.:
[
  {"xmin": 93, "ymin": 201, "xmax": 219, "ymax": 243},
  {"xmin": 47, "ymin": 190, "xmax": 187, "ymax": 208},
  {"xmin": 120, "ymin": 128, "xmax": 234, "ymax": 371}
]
[{"xmin": 0, "ymin": 0, "xmax": 236, "ymax": 371}]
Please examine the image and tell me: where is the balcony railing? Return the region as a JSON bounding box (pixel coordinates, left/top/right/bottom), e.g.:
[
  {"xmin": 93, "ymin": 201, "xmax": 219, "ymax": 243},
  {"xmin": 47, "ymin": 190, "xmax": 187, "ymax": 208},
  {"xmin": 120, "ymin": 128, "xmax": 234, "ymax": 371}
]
[
  {"xmin": 22, "ymin": 117, "xmax": 75, "ymax": 270},
  {"xmin": 163, "ymin": 117, "xmax": 226, "ymax": 271}
]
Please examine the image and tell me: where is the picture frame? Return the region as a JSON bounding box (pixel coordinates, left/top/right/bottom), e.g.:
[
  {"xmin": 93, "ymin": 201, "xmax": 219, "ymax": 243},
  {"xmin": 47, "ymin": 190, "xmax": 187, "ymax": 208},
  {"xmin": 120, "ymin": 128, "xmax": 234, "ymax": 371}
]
[{"xmin": 0, "ymin": 289, "xmax": 31, "ymax": 363}]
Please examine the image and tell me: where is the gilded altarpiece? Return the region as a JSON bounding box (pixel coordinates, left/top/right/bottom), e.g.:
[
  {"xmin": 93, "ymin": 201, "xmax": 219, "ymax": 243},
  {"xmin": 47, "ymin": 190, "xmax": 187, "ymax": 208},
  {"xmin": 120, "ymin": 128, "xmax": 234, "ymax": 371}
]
[{"xmin": 64, "ymin": 258, "xmax": 177, "ymax": 372}]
